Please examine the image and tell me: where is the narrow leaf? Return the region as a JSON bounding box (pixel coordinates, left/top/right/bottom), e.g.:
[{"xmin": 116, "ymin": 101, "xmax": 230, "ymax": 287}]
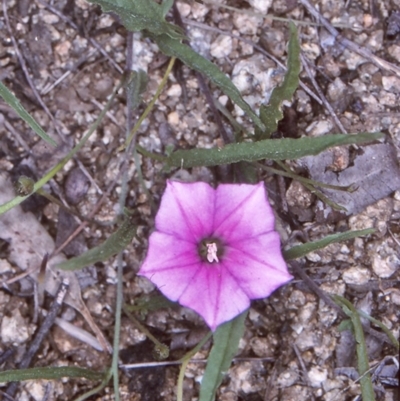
[
  {"xmin": 57, "ymin": 218, "xmax": 136, "ymax": 271},
  {"xmin": 87, "ymin": 0, "xmax": 183, "ymax": 39},
  {"xmin": 161, "ymin": 0, "xmax": 174, "ymax": 17},
  {"xmin": 166, "ymin": 132, "xmax": 383, "ymax": 169},
  {"xmin": 199, "ymin": 311, "xmax": 247, "ymax": 401},
  {"xmin": 0, "ymin": 366, "xmax": 104, "ymax": 382},
  {"xmin": 153, "ymin": 34, "xmax": 265, "ymax": 130},
  {"xmin": 357, "ymin": 310, "xmax": 399, "ymax": 350},
  {"xmin": 283, "ymin": 228, "xmax": 375, "ymax": 260},
  {"xmin": 333, "ymin": 296, "xmax": 376, "ymax": 401},
  {"xmin": 258, "ymin": 21, "xmax": 300, "ymax": 139},
  {"xmin": 0, "ymin": 82, "xmax": 57, "ymax": 147}
]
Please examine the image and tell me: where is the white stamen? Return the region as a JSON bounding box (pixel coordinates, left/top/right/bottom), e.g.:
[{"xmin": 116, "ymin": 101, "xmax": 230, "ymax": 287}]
[{"xmin": 206, "ymin": 242, "xmax": 219, "ymax": 263}]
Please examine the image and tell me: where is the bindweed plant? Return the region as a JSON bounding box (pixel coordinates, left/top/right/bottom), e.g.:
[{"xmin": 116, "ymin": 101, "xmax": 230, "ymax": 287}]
[{"xmin": 0, "ymin": 1, "xmax": 396, "ymax": 401}]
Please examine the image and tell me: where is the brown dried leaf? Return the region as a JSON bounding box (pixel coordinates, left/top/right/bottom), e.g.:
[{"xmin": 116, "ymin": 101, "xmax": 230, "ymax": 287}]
[
  {"xmin": 0, "ymin": 173, "xmax": 111, "ymax": 352},
  {"xmin": 300, "ymin": 143, "xmax": 400, "ymax": 222}
]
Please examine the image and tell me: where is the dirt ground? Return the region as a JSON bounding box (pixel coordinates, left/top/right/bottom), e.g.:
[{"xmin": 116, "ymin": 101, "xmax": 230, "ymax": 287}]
[{"xmin": 0, "ymin": 0, "xmax": 399, "ymax": 400}]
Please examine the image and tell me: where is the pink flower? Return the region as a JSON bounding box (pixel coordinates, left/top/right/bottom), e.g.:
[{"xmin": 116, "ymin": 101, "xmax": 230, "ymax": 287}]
[{"xmin": 138, "ymin": 181, "xmax": 293, "ymax": 331}]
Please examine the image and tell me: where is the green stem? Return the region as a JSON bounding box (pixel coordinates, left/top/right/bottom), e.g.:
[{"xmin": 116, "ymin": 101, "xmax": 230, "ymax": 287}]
[
  {"xmin": 136, "ymin": 144, "xmax": 167, "ymax": 161},
  {"xmin": 73, "ymin": 370, "xmax": 112, "ymax": 401},
  {"xmin": 124, "ymin": 57, "xmax": 176, "ymax": 148},
  {"xmin": 273, "ymin": 160, "xmax": 353, "ymax": 191},
  {"xmin": 333, "ymin": 296, "xmax": 376, "ymax": 401},
  {"xmin": 177, "ymin": 332, "xmax": 212, "ymax": 401},
  {"xmin": 358, "ymin": 310, "xmax": 399, "ymax": 350},
  {"xmin": 122, "ymin": 305, "xmax": 167, "ymax": 351},
  {"xmin": 111, "ymin": 253, "xmax": 124, "ymax": 401}
]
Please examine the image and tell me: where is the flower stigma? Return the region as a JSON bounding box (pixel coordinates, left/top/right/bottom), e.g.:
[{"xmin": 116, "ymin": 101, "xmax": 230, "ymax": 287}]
[
  {"xmin": 206, "ymin": 242, "xmax": 219, "ymax": 263},
  {"xmin": 198, "ymin": 237, "xmax": 224, "ymax": 264}
]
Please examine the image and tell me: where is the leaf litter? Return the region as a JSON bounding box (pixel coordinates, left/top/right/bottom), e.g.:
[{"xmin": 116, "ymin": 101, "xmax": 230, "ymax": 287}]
[{"xmin": 300, "ymin": 143, "xmax": 400, "ymax": 221}]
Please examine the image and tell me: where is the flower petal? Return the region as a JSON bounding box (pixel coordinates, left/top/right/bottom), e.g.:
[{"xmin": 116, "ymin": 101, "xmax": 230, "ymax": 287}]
[
  {"xmin": 155, "ymin": 181, "xmax": 215, "ymax": 242},
  {"xmin": 224, "ymin": 232, "xmax": 293, "ymax": 299},
  {"xmin": 178, "ymin": 264, "xmax": 250, "ymax": 330},
  {"xmin": 213, "ymin": 183, "xmax": 275, "ymax": 242},
  {"xmin": 138, "ymin": 232, "xmax": 202, "ymax": 301}
]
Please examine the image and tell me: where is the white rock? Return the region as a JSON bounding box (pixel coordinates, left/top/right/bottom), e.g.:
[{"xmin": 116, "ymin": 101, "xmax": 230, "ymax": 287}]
[
  {"xmin": 340, "ymin": 245, "xmax": 350, "ymax": 254},
  {"xmin": 210, "ymin": 35, "xmax": 232, "ymax": 59},
  {"xmin": 176, "ymin": 1, "xmax": 191, "ymax": 18},
  {"xmin": 372, "ymin": 253, "xmax": 399, "ymax": 278},
  {"xmin": 54, "ymin": 40, "xmax": 71, "ymax": 58},
  {"xmin": 288, "ymin": 289, "xmax": 306, "ymax": 307},
  {"xmin": 295, "ymin": 330, "xmax": 319, "ymax": 351},
  {"xmin": 308, "ymin": 366, "xmax": 328, "ymax": 387},
  {"xmin": 228, "ymin": 361, "xmax": 264, "ymax": 393},
  {"xmin": 306, "ymin": 251, "xmax": 321, "ymax": 263},
  {"xmin": 233, "ymin": 12, "xmax": 262, "ymax": 35},
  {"xmin": 342, "ymin": 49, "xmax": 366, "ymax": 70},
  {"xmin": 42, "ymin": 12, "xmax": 59, "ymax": 24},
  {"xmin": 327, "ymin": 77, "xmax": 347, "ymax": 103},
  {"xmin": 382, "ymin": 76, "xmax": 400, "ymax": 93},
  {"xmin": 24, "ymin": 380, "xmax": 48, "ymax": 401},
  {"xmin": 378, "ymin": 90, "xmax": 396, "ymax": 106},
  {"xmin": 16, "ymin": 391, "xmax": 30, "ymax": 401},
  {"xmin": 167, "ymin": 84, "xmax": 182, "ymax": 98},
  {"xmin": 277, "ymin": 369, "xmax": 298, "ymax": 387},
  {"xmin": 189, "ymin": 27, "xmax": 212, "ymax": 57},
  {"xmin": 246, "ymin": 0, "xmax": 272, "ymax": 14},
  {"xmin": 298, "ymin": 302, "xmax": 317, "ymax": 324},
  {"xmin": 0, "ymin": 259, "xmax": 13, "ymax": 274},
  {"xmin": 191, "ymin": 2, "xmax": 209, "ymax": 19},
  {"xmin": 250, "ymin": 336, "xmax": 271, "ymax": 357},
  {"xmin": 366, "ymin": 29, "xmax": 383, "ymax": 51},
  {"xmin": 301, "ymin": 42, "xmax": 321, "ymax": 59},
  {"xmin": 342, "ymin": 266, "xmax": 371, "ymax": 285},
  {"xmin": 231, "ymin": 54, "xmax": 276, "ymax": 97},
  {"xmin": 323, "ymin": 388, "xmax": 346, "ymax": 401},
  {"xmin": 218, "ymin": 95, "xmax": 228, "ymax": 106},
  {"xmin": 320, "ymin": 282, "xmax": 346, "ymax": 296},
  {"xmin": 390, "ymin": 290, "xmax": 400, "ymax": 306},
  {"xmin": 168, "ymin": 111, "xmax": 180, "ymax": 126},
  {"xmin": 306, "ymin": 119, "xmax": 334, "ymax": 136},
  {"xmin": 1, "ymin": 310, "xmax": 31, "ymax": 345},
  {"xmin": 388, "ymin": 44, "xmax": 400, "ymax": 63},
  {"xmin": 286, "ymin": 181, "xmax": 313, "ymax": 208}
]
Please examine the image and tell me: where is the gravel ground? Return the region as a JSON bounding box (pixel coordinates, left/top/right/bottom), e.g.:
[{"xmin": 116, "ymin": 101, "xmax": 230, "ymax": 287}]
[{"xmin": 0, "ymin": 0, "xmax": 399, "ymax": 400}]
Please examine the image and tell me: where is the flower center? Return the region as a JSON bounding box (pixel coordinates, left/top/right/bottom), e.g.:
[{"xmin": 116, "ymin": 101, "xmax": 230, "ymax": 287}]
[
  {"xmin": 206, "ymin": 243, "xmax": 219, "ymax": 263},
  {"xmin": 198, "ymin": 238, "xmax": 224, "ymax": 264}
]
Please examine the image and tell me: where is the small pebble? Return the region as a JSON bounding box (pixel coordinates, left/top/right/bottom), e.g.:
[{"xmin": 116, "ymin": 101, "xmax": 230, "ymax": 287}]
[
  {"xmin": 342, "ymin": 266, "xmax": 371, "ymax": 285},
  {"xmin": 210, "ymin": 35, "xmax": 232, "ymax": 58},
  {"xmin": 308, "ymin": 366, "xmax": 328, "ymax": 388}
]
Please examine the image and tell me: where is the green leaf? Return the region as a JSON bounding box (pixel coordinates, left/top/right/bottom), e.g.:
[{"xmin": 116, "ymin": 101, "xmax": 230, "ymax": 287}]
[
  {"xmin": 166, "ymin": 132, "xmax": 383, "ymax": 169},
  {"xmin": 161, "ymin": 0, "xmax": 174, "ymax": 17},
  {"xmin": 337, "ymin": 319, "xmax": 353, "ymax": 332},
  {"xmin": 258, "ymin": 21, "xmax": 300, "ymax": 139},
  {"xmin": 0, "ymin": 366, "xmax": 104, "ymax": 382},
  {"xmin": 152, "ymin": 34, "xmax": 265, "ymax": 131},
  {"xmin": 0, "ymin": 79, "xmax": 125, "ymax": 215},
  {"xmin": 283, "ymin": 228, "xmax": 375, "ymax": 260},
  {"xmin": 57, "ymin": 218, "xmax": 136, "ymax": 271},
  {"xmin": 87, "ymin": 0, "xmax": 183, "ymax": 39},
  {"xmin": 333, "ymin": 296, "xmax": 376, "ymax": 401},
  {"xmin": 357, "ymin": 310, "xmax": 399, "ymax": 351},
  {"xmin": 199, "ymin": 311, "xmax": 247, "ymax": 401},
  {"xmin": 0, "ymin": 82, "xmax": 57, "ymax": 147}
]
